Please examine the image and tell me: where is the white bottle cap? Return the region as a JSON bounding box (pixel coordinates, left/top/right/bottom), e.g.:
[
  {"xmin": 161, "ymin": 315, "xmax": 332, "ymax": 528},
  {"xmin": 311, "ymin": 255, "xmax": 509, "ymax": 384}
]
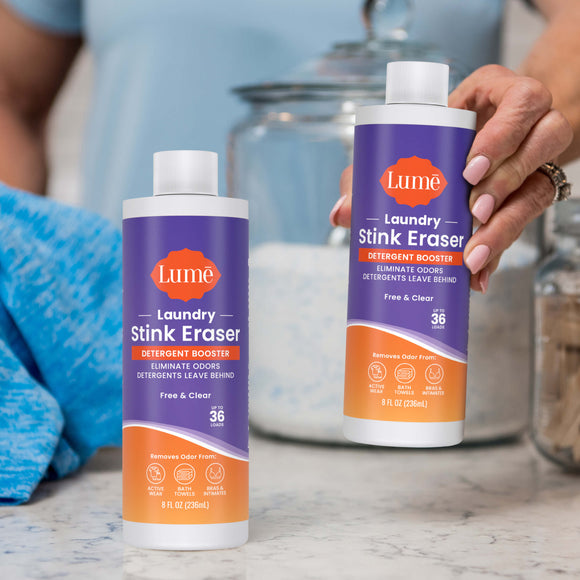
[
  {"xmin": 385, "ymin": 61, "xmax": 449, "ymax": 106},
  {"xmin": 153, "ymin": 150, "xmax": 218, "ymax": 196}
]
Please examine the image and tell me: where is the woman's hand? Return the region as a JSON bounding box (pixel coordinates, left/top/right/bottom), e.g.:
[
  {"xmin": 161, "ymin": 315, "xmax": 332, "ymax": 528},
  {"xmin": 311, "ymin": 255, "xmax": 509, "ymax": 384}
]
[{"xmin": 330, "ymin": 65, "xmax": 573, "ymax": 293}]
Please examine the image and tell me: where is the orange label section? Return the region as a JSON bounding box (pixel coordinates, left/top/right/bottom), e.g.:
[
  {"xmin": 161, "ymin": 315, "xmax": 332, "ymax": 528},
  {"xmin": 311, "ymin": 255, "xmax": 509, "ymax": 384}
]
[
  {"xmin": 123, "ymin": 426, "xmax": 248, "ymax": 524},
  {"xmin": 344, "ymin": 325, "xmax": 466, "ymax": 422},
  {"xmin": 358, "ymin": 248, "xmax": 464, "ymax": 266},
  {"xmin": 132, "ymin": 346, "xmax": 240, "ymax": 360}
]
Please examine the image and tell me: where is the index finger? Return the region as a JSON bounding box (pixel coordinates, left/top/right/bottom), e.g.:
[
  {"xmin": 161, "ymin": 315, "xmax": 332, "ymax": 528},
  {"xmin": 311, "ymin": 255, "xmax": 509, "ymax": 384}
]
[{"xmin": 450, "ymin": 65, "xmax": 553, "ymax": 179}]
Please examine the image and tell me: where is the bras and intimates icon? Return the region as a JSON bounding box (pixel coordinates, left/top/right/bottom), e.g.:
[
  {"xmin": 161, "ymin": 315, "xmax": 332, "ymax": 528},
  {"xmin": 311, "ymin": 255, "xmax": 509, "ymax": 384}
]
[
  {"xmin": 425, "ymin": 364, "xmax": 444, "ymax": 384},
  {"xmin": 206, "ymin": 463, "xmax": 225, "ymax": 485}
]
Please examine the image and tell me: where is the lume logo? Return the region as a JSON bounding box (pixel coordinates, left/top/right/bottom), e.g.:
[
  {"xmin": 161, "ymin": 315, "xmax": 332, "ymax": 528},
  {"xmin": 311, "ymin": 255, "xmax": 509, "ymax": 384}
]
[
  {"xmin": 380, "ymin": 156, "xmax": 447, "ymax": 208},
  {"xmin": 150, "ymin": 248, "xmax": 221, "ymax": 301}
]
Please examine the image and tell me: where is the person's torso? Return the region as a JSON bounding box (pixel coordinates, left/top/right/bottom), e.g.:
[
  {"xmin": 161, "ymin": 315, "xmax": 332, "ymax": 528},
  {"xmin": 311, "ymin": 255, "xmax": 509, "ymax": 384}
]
[{"xmin": 80, "ymin": 0, "xmax": 504, "ymax": 223}]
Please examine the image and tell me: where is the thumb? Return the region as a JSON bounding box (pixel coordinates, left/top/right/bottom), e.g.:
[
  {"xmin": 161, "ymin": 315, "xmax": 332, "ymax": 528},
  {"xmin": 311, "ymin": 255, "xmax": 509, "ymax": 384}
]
[{"xmin": 330, "ymin": 165, "xmax": 353, "ymax": 227}]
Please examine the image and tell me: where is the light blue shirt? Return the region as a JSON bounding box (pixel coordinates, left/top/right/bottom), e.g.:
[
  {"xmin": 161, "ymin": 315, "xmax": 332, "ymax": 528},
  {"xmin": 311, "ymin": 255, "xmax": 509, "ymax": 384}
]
[{"xmin": 7, "ymin": 0, "xmax": 504, "ymax": 224}]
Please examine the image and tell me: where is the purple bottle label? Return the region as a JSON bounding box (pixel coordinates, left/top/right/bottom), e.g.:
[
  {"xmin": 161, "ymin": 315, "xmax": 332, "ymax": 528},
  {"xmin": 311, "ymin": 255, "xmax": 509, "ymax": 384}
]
[
  {"xmin": 344, "ymin": 122, "xmax": 475, "ymax": 423},
  {"xmin": 123, "ymin": 214, "xmax": 248, "ymax": 524}
]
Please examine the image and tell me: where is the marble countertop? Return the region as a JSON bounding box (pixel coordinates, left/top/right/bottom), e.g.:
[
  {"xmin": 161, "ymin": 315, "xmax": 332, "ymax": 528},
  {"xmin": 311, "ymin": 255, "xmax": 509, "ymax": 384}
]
[{"xmin": 2, "ymin": 434, "xmax": 580, "ymax": 579}]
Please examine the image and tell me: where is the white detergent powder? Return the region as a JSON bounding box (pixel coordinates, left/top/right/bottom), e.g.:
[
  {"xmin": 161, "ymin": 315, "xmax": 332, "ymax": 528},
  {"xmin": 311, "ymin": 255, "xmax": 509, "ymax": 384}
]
[{"xmin": 250, "ymin": 241, "xmax": 536, "ymax": 443}]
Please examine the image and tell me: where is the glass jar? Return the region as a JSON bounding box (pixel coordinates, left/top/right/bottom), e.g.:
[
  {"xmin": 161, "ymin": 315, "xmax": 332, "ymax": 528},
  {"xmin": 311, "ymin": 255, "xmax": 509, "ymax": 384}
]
[
  {"xmin": 228, "ymin": 1, "xmax": 540, "ymax": 444},
  {"xmin": 533, "ymin": 200, "xmax": 580, "ymax": 470},
  {"xmin": 466, "ymin": 230, "xmax": 539, "ymax": 442}
]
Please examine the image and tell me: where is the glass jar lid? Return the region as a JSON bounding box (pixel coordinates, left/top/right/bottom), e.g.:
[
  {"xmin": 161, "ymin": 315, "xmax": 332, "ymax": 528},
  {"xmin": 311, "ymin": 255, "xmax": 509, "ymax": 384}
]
[{"xmin": 233, "ymin": 0, "xmax": 470, "ymax": 103}]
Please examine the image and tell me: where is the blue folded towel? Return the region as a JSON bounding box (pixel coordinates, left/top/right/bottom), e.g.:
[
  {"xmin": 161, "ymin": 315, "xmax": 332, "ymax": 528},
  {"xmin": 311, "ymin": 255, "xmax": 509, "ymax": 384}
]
[{"xmin": 0, "ymin": 183, "xmax": 122, "ymax": 504}]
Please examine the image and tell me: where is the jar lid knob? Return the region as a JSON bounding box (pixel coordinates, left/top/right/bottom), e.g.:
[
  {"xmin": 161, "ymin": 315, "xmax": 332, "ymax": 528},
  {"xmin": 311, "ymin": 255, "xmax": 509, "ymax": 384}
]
[{"xmin": 362, "ymin": 0, "xmax": 414, "ymax": 42}]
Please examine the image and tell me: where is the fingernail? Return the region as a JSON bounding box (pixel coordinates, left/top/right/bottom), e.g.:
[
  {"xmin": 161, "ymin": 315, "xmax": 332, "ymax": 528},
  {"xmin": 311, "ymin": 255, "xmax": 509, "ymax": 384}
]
[
  {"xmin": 329, "ymin": 195, "xmax": 347, "ymax": 226},
  {"xmin": 471, "ymin": 194, "xmax": 495, "ymax": 224},
  {"xmin": 465, "ymin": 244, "xmax": 491, "ymax": 275},
  {"xmin": 463, "ymin": 155, "xmax": 491, "ymax": 186},
  {"xmin": 479, "ymin": 267, "xmax": 490, "ymax": 294}
]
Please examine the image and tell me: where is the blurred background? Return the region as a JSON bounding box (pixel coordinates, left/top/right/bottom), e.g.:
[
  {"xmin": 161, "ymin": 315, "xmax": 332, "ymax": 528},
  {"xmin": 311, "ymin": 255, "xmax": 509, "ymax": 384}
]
[
  {"xmin": 39, "ymin": 0, "xmax": 580, "ymax": 457},
  {"xmin": 45, "ymin": 0, "xmax": 580, "ymax": 207}
]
